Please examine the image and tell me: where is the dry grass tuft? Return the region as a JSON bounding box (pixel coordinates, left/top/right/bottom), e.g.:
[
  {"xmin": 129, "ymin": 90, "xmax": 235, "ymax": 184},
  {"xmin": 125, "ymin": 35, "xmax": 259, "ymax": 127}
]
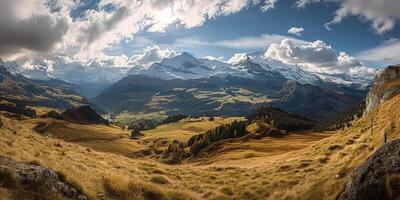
[
  {"xmin": 26, "ymin": 160, "xmax": 42, "ymax": 166},
  {"xmin": 150, "ymin": 175, "xmax": 171, "ymax": 184},
  {"xmin": 103, "ymin": 175, "xmax": 168, "ymax": 200}
]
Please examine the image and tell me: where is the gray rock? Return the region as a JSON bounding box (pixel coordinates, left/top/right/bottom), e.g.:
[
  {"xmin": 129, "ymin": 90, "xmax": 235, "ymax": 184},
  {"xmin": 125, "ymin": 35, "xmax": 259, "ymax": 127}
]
[
  {"xmin": 0, "ymin": 156, "xmax": 87, "ymax": 200},
  {"xmin": 365, "ymin": 65, "xmax": 400, "ymax": 113},
  {"xmin": 338, "ymin": 139, "xmax": 400, "ymax": 200}
]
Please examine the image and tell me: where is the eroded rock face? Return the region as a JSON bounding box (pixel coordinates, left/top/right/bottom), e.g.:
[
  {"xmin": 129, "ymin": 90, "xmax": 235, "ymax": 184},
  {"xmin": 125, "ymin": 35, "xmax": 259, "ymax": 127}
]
[
  {"xmin": 0, "ymin": 156, "xmax": 87, "ymax": 200},
  {"xmin": 366, "ymin": 65, "xmax": 400, "ymax": 113},
  {"xmin": 338, "ymin": 139, "xmax": 400, "ymax": 200}
]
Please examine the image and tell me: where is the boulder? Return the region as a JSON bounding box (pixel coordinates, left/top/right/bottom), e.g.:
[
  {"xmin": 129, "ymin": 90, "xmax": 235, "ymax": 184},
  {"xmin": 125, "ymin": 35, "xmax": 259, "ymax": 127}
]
[
  {"xmin": 338, "ymin": 139, "xmax": 400, "ymax": 200},
  {"xmin": 0, "ymin": 156, "xmax": 87, "ymax": 200}
]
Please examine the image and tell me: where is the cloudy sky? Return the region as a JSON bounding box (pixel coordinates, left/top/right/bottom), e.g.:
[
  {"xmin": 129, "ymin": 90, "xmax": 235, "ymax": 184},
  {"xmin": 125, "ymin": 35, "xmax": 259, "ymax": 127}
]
[{"xmin": 0, "ymin": 0, "xmax": 399, "ymax": 74}]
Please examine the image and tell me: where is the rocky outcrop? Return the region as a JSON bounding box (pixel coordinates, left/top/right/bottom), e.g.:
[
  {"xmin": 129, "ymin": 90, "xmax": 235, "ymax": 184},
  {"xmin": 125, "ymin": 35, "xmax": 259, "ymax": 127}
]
[
  {"xmin": 365, "ymin": 65, "xmax": 400, "ymax": 113},
  {"xmin": 337, "ymin": 139, "xmax": 400, "ymax": 200},
  {"xmin": 0, "ymin": 156, "xmax": 87, "ymax": 200}
]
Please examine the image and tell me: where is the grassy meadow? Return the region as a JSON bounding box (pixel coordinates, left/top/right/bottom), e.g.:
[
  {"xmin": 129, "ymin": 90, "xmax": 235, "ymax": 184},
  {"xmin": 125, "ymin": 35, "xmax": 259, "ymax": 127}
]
[{"xmin": 1, "ymin": 94, "xmax": 400, "ymax": 199}]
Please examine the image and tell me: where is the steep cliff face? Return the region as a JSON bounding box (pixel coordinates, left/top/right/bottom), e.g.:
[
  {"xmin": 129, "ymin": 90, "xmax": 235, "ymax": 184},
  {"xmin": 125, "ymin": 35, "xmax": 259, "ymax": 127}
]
[{"xmin": 365, "ymin": 65, "xmax": 400, "ymax": 113}]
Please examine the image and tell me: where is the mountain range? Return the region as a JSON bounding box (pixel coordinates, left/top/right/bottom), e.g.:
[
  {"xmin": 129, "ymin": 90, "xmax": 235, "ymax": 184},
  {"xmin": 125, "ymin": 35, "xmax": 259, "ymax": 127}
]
[
  {"xmin": 126, "ymin": 52, "xmax": 373, "ymax": 90},
  {"xmin": 1, "ymin": 52, "xmax": 374, "ymax": 122},
  {"xmin": 93, "ymin": 52, "xmax": 370, "ymax": 122}
]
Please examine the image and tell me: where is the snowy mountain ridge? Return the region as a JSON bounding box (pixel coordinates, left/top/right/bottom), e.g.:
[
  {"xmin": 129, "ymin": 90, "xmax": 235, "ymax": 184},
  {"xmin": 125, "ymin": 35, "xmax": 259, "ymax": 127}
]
[{"xmin": 125, "ymin": 52, "xmax": 375, "ymax": 90}]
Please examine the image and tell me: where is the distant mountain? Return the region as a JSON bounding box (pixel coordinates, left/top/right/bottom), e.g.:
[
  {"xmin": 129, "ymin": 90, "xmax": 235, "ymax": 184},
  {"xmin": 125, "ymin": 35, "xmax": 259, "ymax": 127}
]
[
  {"xmin": 93, "ymin": 52, "xmax": 370, "ymax": 122},
  {"xmin": 93, "ymin": 75, "xmax": 366, "ymax": 122},
  {"xmin": 270, "ymin": 80, "xmax": 365, "ymax": 120},
  {"xmin": 2, "ymin": 52, "xmax": 373, "ymax": 98},
  {"xmin": 125, "ymin": 52, "xmax": 374, "ymax": 90},
  {"xmin": 126, "ymin": 52, "xmax": 233, "ymax": 80},
  {"xmin": 0, "ymin": 65, "xmax": 89, "ymax": 110},
  {"xmin": 0, "ymin": 59, "xmax": 129, "ymax": 98}
]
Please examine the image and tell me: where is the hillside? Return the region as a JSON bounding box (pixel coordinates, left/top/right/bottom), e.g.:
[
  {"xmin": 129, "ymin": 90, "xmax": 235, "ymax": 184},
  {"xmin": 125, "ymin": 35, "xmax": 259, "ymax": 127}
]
[
  {"xmin": 0, "ymin": 65, "xmax": 88, "ymax": 110},
  {"xmin": 1, "ymin": 63, "xmax": 398, "ymax": 200},
  {"xmin": 2, "ymin": 89, "xmax": 400, "ymax": 199}
]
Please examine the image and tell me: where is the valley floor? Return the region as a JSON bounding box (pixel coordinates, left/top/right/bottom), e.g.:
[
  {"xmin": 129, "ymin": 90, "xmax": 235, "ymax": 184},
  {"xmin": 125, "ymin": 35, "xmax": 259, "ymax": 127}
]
[{"xmin": 1, "ymin": 95, "xmax": 399, "ymax": 200}]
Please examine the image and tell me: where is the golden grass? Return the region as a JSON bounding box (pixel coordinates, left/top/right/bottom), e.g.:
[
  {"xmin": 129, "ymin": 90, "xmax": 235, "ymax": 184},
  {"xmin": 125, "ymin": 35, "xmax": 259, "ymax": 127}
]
[
  {"xmin": 1, "ymin": 94, "xmax": 400, "ymax": 199},
  {"xmin": 114, "ymin": 111, "xmax": 167, "ymax": 124},
  {"xmin": 143, "ymin": 117, "xmax": 243, "ymax": 141},
  {"xmin": 22, "ymin": 118, "xmax": 146, "ymax": 157}
]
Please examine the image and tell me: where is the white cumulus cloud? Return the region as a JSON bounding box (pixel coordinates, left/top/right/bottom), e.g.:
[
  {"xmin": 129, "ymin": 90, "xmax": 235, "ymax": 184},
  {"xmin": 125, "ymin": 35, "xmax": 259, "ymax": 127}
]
[
  {"xmin": 1, "ymin": 0, "xmax": 276, "ymax": 64},
  {"xmin": 227, "ymin": 53, "xmax": 248, "ymax": 64},
  {"xmin": 264, "ymin": 39, "xmax": 376, "ymax": 74},
  {"xmin": 295, "ymin": 0, "xmax": 400, "ymax": 34},
  {"xmin": 356, "ymin": 39, "xmax": 400, "ymax": 65},
  {"xmin": 128, "ymin": 45, "xmax": 176, "ymax": 67},
  {"xmin": 287, "ymin": 27, "xmax": 304, "ymax": 36}
]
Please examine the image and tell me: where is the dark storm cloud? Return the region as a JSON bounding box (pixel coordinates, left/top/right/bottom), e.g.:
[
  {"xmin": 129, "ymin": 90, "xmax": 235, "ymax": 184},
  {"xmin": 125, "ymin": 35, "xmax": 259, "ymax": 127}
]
[
  {"xmin": 0, "ymin": 0, "xmax": 68, "ymax": 55},
  {"xmin": 0, "ymin": 16, "xmax": 68, "ymax": 55}
]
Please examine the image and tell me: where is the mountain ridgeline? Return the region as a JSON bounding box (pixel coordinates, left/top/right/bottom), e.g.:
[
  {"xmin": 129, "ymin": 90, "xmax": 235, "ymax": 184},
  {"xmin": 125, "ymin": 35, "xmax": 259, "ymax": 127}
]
[
  {"xmin": 0, "ymin": 65, "xmax": 88, "ymax": 110},
  {"xmin": 93, "ymin": 53, "xmax": 368, "ymax": 122}
]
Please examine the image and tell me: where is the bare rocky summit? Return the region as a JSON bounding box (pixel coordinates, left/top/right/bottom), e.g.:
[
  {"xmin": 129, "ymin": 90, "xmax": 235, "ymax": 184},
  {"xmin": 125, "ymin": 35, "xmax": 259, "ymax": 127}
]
[{"xmin": 366, "ymin": 65, "xmax": 400, "ymax": 113}]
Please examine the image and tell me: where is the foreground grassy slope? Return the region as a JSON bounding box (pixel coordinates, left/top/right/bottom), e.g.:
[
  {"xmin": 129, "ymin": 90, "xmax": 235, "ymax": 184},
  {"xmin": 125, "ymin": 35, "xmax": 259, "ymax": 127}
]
[{"xmin": 0, "ymin": 94, "xmax": 399, "ymax": 199}]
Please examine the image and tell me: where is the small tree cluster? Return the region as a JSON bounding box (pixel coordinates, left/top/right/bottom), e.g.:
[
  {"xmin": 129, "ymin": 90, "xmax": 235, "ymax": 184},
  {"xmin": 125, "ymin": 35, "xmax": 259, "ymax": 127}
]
[
  {"xmin": 165, "ymin": 140, "xmax": 186, "ymax": 163},
  {"xmin": 187, "ymin": 120, "xmax": 247, "ymax": 155},
  {"xmin": 130, "ymin": 124, "xmax": 141, "ymax": 139},
  {"xmin": 127, "ymin": 119, "xmax": 159, "ymax": 131},
  {"xmin": 247, "ymin": 105, "xmax": 316, "ymax": 131},
  {"xmin": 162, "ymin": 114, "xmax": 188, "ymax": 124}
]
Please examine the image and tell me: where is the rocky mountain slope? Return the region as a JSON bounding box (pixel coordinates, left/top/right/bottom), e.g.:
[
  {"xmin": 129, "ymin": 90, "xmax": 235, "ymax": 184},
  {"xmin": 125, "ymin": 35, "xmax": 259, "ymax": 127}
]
[
  {"xmin": 365, "ymin": 65, "xmax": 400, "ymax": 113},
  {"xmin": 0, "ymin": 59, "xmax": 129, "ymax": 98},
  {"xmin": 0, "ymin": 65, "xmax": 88, "ymax": 110}
]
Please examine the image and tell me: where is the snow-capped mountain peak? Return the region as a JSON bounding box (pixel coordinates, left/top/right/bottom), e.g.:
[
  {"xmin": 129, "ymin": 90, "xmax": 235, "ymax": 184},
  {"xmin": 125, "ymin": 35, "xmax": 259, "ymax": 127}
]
[{"xmin": 126, "ymin": 52, "xmax": 374, "ymax": 90}]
